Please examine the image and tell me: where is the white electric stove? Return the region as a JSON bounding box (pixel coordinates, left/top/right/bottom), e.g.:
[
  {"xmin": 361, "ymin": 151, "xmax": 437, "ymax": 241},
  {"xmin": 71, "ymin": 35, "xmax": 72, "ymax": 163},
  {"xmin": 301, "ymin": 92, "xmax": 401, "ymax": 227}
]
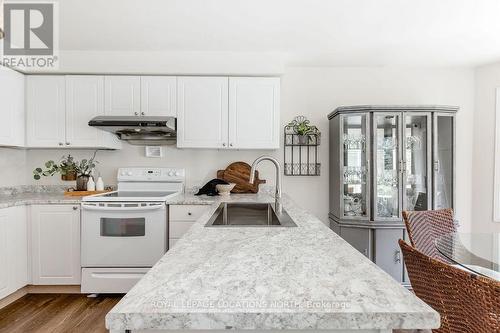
[{"xmin": 80, "ymin": 167, "xmax": 184, "ymax": 294}]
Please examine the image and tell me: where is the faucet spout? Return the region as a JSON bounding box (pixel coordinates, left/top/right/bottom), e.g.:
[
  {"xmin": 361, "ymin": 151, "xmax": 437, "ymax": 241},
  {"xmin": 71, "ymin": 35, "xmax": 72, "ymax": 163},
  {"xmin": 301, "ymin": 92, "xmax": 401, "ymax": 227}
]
[{"xmin": 249, "ymin": 156, "xmax": 282, "ymax": 214}]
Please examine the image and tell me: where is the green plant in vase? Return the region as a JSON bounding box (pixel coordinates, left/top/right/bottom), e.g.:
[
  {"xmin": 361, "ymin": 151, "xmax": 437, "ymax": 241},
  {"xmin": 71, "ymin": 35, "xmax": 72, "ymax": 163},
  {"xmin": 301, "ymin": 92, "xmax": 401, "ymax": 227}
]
[
  {"xmin": 33, "ymin": 151, "xmax": 99, "ymax": 190},
  {"xmin": 287, "ymin": 116, "xmax": 318, "ymax": 145}
]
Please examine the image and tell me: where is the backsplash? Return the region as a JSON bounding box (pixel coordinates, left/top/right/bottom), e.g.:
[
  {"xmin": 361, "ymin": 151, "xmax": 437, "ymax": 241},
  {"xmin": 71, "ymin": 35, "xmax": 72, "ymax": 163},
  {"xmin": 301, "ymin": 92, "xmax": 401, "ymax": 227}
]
[{"xmin": 25, "ymin": 145, "xmax": 282, "ymax": 189}]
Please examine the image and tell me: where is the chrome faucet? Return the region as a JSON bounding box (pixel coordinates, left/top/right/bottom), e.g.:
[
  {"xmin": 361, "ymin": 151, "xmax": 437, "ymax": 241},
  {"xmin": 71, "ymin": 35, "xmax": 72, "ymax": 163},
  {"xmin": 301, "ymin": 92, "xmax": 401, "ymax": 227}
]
[{"xmin": 249, "ymin": 156, "xmax": 282, "ymax": 214}]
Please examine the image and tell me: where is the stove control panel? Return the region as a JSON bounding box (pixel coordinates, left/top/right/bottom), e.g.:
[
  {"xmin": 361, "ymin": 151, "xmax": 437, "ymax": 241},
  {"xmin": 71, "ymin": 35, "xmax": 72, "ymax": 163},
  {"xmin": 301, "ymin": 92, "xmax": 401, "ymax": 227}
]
[{"xmin": 117, "ymin": 167, "xmax": 185, "ymax": 182}]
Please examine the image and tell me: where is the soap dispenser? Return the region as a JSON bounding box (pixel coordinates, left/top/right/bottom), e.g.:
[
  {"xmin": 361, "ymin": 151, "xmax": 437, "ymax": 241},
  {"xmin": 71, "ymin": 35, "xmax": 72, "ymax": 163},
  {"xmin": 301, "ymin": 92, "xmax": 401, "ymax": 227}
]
[{"xmin": 87, "ymin": 176, "xmax": 96, "ymax": 191}]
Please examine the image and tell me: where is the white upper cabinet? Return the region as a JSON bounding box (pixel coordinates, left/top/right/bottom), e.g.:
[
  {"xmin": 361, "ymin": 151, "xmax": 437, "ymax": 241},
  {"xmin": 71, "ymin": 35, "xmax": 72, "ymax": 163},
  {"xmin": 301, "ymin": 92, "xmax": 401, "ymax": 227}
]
[
  {"xmin": 177, "ymin": 77, "xmax": 229, "ymax": 148},
  {"xmin": 104, "ymin": 76, "xmax": 141, "ymax": 116},
  {"xmin": 27, "ymin": 75, "xmax": 121, "ymax": 149},
  {"xmin": 0, "ymin": 66, "xmax": 25, "ymax": 147},
  {"xmin": 176, "ymin": 76, "xmax": 280, "ymax": 149},
  {"xmin": 31, "ymin": 205, "xmax": 81, "ymax": 285},
  {"xmin": 27, "ymin": 76, "xmax": 66, "ymax": 147},
  {"xmin": 66, "ymin": 76, "xmax": 121, "ymax": 149},
  {"xmin": 228, "ymin": 77, "xmax": 280, "ymax": 149},
  {"xmin": 141, "ymin": 76, "xmax": 177, "ymax": 116}
]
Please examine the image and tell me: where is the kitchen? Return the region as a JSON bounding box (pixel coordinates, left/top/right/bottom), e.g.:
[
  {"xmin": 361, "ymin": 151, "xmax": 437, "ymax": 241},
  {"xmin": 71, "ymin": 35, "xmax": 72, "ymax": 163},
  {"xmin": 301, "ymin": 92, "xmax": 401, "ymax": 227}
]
[{"xmin": 0, "ymin": 1, "xmax": 499, "ymax": 332}]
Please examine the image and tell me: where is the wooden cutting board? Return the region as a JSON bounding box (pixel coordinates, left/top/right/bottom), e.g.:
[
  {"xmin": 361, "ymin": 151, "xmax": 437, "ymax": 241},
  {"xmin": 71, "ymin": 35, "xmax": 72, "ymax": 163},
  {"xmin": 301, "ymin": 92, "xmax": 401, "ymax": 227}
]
[{"xmin": 217, "ymin": 162, "xmax": 266, "ymax": 193}]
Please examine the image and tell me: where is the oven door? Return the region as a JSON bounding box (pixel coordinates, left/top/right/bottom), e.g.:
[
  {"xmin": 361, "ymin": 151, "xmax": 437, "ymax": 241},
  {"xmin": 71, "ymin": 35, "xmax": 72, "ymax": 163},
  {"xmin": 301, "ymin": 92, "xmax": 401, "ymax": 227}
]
[{"xmin": 81, "ymin": 202, "xmax": 167, "ymax": 267}]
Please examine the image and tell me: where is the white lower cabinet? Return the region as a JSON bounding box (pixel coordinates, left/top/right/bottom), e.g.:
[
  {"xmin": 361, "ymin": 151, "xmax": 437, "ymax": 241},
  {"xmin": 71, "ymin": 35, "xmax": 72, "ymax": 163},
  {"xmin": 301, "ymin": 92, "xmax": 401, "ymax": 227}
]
[
  {"xmin": 169, "ymin": 205, "xmax": 209, "ymax": 249},
  {"xmin": 31, "ymin": 205, "xmax": 81, "ymax": 285},
  {"xmin": 0, "ymin": 206, "xmax": 28, "ymax": 300}
]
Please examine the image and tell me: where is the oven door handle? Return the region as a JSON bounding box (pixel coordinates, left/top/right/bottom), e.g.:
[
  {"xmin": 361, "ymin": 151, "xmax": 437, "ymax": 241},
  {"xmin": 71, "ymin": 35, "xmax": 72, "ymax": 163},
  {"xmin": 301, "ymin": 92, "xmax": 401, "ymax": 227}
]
[{"xmin": 81, "ymin": 204, "xmax": 165, "ymax": 212}]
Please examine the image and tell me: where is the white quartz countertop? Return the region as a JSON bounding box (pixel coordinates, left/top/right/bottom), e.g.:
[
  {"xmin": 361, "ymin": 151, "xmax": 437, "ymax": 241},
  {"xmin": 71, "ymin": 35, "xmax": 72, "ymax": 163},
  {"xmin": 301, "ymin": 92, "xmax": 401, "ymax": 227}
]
[
  {"xmin": 106, "ymin": 193, "xmax": 439, "ymax": 331},
  {"xmin": 0, "ymin": 191, "xmax": 81, "ymax": 208}
]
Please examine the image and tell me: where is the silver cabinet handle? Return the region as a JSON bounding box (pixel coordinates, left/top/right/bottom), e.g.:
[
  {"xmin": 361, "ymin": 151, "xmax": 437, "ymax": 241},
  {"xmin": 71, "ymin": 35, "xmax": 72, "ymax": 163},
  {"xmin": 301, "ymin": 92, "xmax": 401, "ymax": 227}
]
[
  {"xmin": 141, "ymin": 112, "xmax": 145, "ymax": 116},
  {"xmin": 134, "ymin": 112, "xmax": 139, "ymax": 116},
  {"xmin": 188, "ymin": 212, "xmax": 192, "ymax": 216},
  {"xmin": 434, "ymin": 160, "xmax": 440, "ymax": 172},
  {"xmin": 73, "ymin": 206, "xmax": 78, "ymax": 210},
  {"xmin": 229, "ymin": 143, "xmax": 233, "ymax": 147},
  {"xmin": 395, "ymin": 250, "xmax": 401, "ymax": 263},
  {"xmin": 66, "ymin": 142, "xmax": 70, "ymax": 145},
  {"xmin": 222, "ymin": 143, "xmax": 226, "ymax": 147}
]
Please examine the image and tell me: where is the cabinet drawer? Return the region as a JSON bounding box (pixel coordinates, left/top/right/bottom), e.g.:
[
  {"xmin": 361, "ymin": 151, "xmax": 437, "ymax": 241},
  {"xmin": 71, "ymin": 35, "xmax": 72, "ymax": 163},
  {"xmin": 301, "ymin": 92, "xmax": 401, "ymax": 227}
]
[
  {"xmin": 169, "ymin": 205, "xmax": 208, "ymax": 221},
  {"xmin": 81, "ymin": 267, "xmax": 148, "ymax": 294},
  {"xmin": 169, "ymin": 221, "xmax": 195, "ymax": 238}
]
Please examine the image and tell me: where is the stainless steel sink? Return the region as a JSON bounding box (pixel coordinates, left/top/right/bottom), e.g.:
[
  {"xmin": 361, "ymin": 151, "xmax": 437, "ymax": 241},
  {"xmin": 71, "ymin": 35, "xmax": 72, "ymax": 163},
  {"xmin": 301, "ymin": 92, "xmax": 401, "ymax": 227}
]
[{"xmin": 205, "ymin": 203, "xmax": 297, "ymax": 227}]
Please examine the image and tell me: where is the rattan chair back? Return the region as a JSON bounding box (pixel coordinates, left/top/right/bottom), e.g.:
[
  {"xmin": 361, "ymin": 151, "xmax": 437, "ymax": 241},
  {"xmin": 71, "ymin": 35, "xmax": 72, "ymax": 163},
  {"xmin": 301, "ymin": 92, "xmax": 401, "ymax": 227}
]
[
  {"xmin": 399, "ymin": 239, "xmax": 500, "ymax": 333},
  {"xmin": 402, "ymin": 208, "xmax": 455, "ymax": 263}
]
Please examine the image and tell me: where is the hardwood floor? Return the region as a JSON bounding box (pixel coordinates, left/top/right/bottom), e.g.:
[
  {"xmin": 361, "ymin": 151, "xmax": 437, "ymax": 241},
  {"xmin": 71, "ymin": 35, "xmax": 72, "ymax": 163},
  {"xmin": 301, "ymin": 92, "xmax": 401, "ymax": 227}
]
[
  {"xmin": 0, "ymin": 294, "xmax": 122, "ymax": 333},
  {"xmin": 0, "ymin": 294, "xmax": 432, "ymax": 333}
]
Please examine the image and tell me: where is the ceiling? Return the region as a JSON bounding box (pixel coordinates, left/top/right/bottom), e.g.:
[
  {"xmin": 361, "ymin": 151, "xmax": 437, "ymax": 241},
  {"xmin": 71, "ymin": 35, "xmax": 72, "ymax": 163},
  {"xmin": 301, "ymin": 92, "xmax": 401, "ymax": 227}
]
[{"xmin": 55, "ymin": 0, "xmax": 500, "ymax": 67}]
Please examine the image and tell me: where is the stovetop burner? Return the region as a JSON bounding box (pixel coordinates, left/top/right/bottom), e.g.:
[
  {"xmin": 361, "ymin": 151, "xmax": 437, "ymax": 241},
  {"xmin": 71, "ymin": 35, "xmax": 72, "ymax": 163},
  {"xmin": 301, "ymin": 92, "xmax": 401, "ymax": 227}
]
[{"xmin": 82, "ymin": 167, "xmax": 185, "ymax": 203}]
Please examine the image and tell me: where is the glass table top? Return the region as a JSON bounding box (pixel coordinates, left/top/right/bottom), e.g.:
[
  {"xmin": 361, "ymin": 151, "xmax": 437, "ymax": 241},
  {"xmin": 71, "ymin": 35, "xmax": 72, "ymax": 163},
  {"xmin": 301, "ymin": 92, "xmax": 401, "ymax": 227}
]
[{"xmin": 435, "ymin": 233, "xmax": 500, "ymax": 281}]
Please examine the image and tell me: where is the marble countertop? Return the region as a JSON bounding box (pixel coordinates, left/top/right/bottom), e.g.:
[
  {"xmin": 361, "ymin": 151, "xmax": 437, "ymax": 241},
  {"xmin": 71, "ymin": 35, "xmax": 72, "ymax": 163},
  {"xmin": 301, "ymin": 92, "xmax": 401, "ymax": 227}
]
[
  {"xmin": 106, "ymin": 193, "xmax": 439, "ymax": 331},
  {"xmin": 0, "ymin": 191, "xmax": 81, "ymax": 208}
]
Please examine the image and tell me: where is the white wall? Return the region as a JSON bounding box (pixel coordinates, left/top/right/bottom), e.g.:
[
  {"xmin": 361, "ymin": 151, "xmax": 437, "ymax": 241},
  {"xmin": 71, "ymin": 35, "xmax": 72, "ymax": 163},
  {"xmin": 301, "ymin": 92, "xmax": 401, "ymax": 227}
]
[
  {"xmin": 472, "ymin": 63, "xmax": 500, "ymax": 233},
  {"xmin": 0, "ymin": 148, "xmax": 27, "ymax": 187},
  {"xmin": 23, "ymin": 66, "xmax": 475, "ymax": 229}
]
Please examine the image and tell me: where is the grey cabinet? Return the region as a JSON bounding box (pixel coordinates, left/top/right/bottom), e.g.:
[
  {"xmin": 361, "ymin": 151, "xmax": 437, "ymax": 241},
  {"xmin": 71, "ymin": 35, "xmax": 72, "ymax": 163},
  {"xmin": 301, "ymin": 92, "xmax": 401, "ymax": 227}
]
[
  {"xmin": 340, "ymin": 227, "xmax": 371, "ymax": 258},
  {"xmin": 374, "ymin": 228, "xmax": 404, "ymax": 282},
  {"xmin": 328, "ymin": 105, "xmax": 457, "ymax": 285}
]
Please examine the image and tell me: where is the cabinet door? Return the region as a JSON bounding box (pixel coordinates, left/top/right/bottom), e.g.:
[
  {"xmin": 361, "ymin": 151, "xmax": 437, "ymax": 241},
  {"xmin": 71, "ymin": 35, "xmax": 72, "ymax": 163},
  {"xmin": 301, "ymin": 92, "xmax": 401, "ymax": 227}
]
[
  {"xmin": 228, "ymin": 77, "xmax": 280, "ymax": 149},
  {"xmin": 433, "ymin": 113, "xmax": 455, "ymax": 210},
  {"xmin": 0, "ymin": 210, "xmax": 10, "ymax": 299},
  {"xmin": 177, "ymin": 77, "xmax": 229, "ymax": 148},
  {"xmin": 373, "ymin": 113, "xmax": 402, "ymax": 220},
  {"xmin": 26, "ymin": 76, "xmax": 66, "ymax": 147},
  {"xmin": 10, "ymin": 207, "xmax": 28, "ymax": 290},
  {"xmin": 66, "ymin": 76, "xmax": 106, "ymax": 147},
  {"xmin": 0, "ymin": 206, "xmax": 28, "ymax": 300},
  {"xmin": 340, "ymin": 227, "xmax": 371, "ymax": 259},
  {"xmin": 104, "ymin": 76, "xmax": 141, "ymax": 116},
  {"xmin": 403, "ymin": 113, "xmax": 432, "ymax": 211},
  {"xmin": 341, "ymin": 113, "xmax": 370, "ymax": 220},
  {"xmin": 31, "ymin": 205, "xmax": 81, "ymax": 285},
  {"xmin": 0, "ymin": 66, "xmax": 25, "ymax": 147},
  {"xmin": 373, "ymin": 229, "xmax": 404, "ymax": 283},
  {"xmin": 141, "ymin": 76, "xmax": 177, "ymax": 116}
]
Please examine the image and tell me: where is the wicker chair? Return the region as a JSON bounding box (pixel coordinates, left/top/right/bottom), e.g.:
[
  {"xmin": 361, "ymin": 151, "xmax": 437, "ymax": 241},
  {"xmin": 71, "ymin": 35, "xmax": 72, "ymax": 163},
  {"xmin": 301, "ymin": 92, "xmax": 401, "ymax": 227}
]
[
  {"xmin": 399, "ymin": 239, "xmax": 500, "ymax": 333},
  {"xmin": 402, "ymin": 208, "xmax": 455, "ymax": 263}
]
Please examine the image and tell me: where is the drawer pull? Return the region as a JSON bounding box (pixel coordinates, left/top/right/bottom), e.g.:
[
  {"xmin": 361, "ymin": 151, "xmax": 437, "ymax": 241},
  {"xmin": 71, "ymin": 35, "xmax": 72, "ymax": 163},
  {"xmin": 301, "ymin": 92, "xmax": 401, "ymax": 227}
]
[
  {"xmin": 188, "ymin": 212, "xmax": 192, "ymax": 216},
  {"xmin": 395, "ymin": 250, "xmax": 401, "ymax": 263}
]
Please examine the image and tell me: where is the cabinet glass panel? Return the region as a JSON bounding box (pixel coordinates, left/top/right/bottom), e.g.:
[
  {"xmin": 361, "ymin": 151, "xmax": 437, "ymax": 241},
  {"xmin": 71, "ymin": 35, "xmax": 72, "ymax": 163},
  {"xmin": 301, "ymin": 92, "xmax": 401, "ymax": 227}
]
[
  {"xmin": 375, "ymin": 114, "xmax": 400, "ymax": 218},
  {"xmin": 435, "ymin": 116, "xmax": 454, "ymax": 209},
  {"xmin": 342, "ymin": 115, "xmax": 367, "ymax": 217},
  {"xmin": 404, "ymin": 115, "xmax": 429, "ymax": 211}
]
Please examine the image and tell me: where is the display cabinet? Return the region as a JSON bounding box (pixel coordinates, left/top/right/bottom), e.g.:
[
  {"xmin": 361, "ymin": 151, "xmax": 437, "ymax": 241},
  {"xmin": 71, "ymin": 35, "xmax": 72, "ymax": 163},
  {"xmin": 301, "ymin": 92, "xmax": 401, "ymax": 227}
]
[{"xmin": 328, "ymin": 105, "xmax": 457, "ymax": 284}]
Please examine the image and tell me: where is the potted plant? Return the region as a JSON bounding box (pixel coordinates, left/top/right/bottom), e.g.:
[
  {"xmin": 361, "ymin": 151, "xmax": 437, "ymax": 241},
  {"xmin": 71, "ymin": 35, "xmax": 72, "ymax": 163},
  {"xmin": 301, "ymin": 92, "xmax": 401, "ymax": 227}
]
[
  {"xmin": 33, "ymin": 151, "xmax": 99, "ymax": 191},
  {"xmin": 287, "ymin": 116, "xmax": 318, "ymax": 145}
]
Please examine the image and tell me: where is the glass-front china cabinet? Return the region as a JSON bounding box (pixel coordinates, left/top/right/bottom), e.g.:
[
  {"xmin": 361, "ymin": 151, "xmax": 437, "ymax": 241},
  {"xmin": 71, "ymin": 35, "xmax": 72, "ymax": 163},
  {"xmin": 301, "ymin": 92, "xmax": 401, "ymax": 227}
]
[{"xmin": 328, "ymin": 105, "xmax": 457, "ymax": 284}]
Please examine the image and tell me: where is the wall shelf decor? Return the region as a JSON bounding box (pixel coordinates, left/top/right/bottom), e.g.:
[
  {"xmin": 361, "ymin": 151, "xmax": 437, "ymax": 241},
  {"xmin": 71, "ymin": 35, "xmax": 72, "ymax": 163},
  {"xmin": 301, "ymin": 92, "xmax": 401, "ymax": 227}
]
[{"xmin": 284, "ymin": 116, "xmax": 321, "ymax": 176}]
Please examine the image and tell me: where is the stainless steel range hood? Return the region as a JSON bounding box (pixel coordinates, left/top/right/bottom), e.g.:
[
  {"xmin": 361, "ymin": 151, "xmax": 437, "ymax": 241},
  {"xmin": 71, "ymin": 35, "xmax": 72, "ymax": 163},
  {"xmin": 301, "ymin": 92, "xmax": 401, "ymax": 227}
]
[{"xmin": 88, "ymin": 116, "xmax": 176, "ymax": 146}]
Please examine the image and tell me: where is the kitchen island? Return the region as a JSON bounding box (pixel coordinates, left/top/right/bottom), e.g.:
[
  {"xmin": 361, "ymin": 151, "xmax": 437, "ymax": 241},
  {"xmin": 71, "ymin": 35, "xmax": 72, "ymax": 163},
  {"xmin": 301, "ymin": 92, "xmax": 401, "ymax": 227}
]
[{"xmin": 106, "ymin": 193, "xmax": 439, "ymax": 333}]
